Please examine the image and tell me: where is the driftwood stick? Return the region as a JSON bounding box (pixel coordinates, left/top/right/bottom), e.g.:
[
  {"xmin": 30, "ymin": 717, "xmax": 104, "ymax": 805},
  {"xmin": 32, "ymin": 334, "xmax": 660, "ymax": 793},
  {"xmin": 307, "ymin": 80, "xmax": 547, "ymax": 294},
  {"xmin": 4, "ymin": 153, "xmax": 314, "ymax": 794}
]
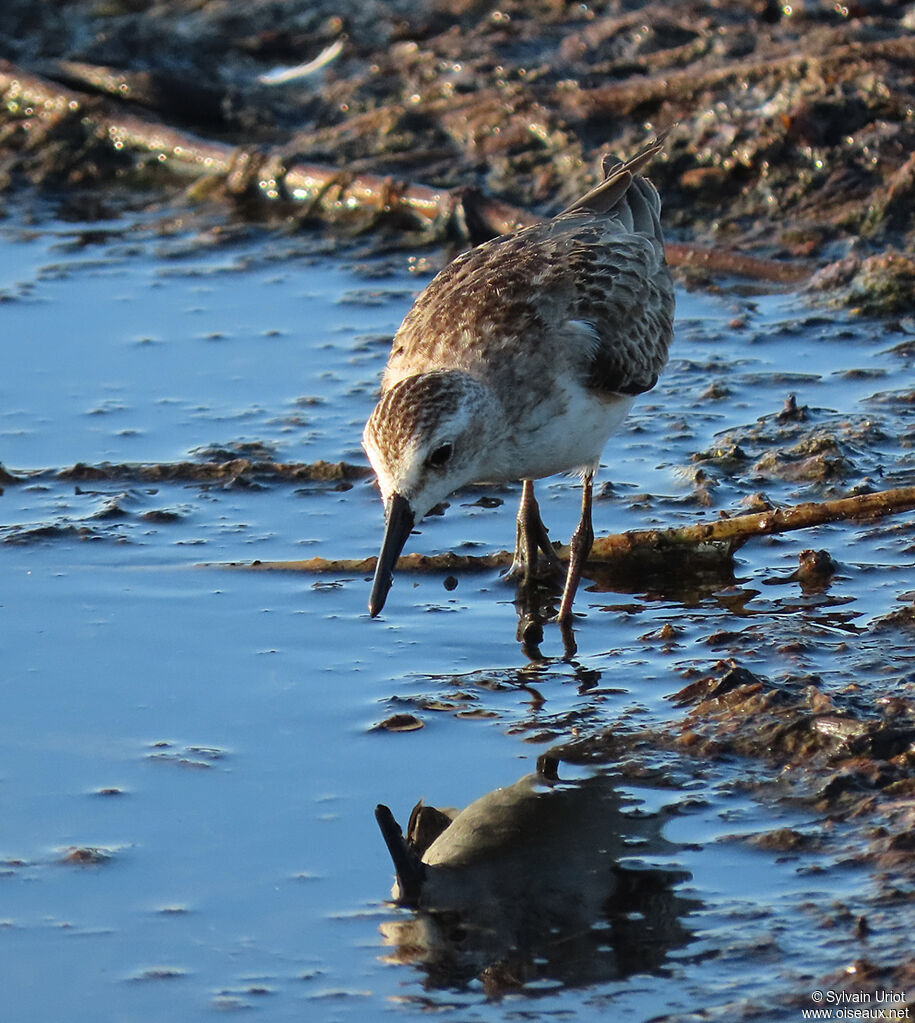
[
  {"xmin": 0, "ymin": 458, "xmax": 371, "ymax": 485},
  {"xmin": 590, "ymin": 486, "xmax": 915, "ymax": 557},
  {"xmin": 664, "ymin": 243, "xmax": 808, "ymax": 285},
  {"xmin": 0, "ymin": 59, "xmax": 808, "ymax": 282},
  {"xmin": 230, "ymin": 485, "xmax": 915, "ymax": 575},
  {"xmin": 0, "ymin": 59, "xmax": 538, "ymax": 240},
  {"xmin": 240, "ymin": 550, "xmax": 509, "ymax": 575}
]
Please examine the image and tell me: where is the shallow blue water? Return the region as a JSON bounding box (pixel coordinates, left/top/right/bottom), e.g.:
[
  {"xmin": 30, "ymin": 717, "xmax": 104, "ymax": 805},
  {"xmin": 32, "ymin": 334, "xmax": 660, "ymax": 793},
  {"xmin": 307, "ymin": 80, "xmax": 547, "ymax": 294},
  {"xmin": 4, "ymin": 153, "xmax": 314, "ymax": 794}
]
[{"xmin": 1, "ymin": 200, "xmax": 913, "ymax": 1021}]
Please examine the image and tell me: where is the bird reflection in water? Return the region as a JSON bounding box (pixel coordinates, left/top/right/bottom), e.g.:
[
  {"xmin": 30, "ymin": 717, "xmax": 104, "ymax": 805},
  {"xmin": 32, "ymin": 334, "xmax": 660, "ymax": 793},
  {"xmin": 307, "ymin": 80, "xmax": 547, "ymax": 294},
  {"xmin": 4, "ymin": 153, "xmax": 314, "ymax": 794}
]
[{"xmin": 375, "ymin": 760, "xmax": 696, "ymax": 998}]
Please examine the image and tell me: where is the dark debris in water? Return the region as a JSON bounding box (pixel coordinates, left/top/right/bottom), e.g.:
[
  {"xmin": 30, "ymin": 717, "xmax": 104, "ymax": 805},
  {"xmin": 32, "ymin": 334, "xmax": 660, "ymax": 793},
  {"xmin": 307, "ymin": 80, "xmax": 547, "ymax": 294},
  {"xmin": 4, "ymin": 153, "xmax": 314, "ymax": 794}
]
[
  {"xmin": 538, "ymin": 655, "xmax": 915, "ymax": 843},
  {"xmin": 745, "ymin": 827, "xmax": 823, "ymax": 853},
  {"xmin": 690, "ymin": 379, "xmax": 899, "ymax": 502},
  {"xmin": 190, "ymin": 441, "xmax": 280, "ymax": 462},
  {"xmin": 146, "ymin": 741, "xmax": 229, "ymax": 769},
  {"xmin": 667, "ymin": 664, "xmax": 915, "ymax": 786},
  {"xmin": 752, "ymin": 433, "xmax": 856, "ymax": 484},
  {"xmin": 0, "ymin": 457, "xmax": 375, "ymax": 545},
  {"xmin": 128, "ymin": 966, "xmax": 188, "ymax": 982},
  {"xmin": 138, "ymin": 508, "xmax": 184, "ymax": 523},
  {"xmin": 59, "ymin": 846, "xmax": 115, "ymax": 866},
  {"xmin": 372, "ymin": 713, "xmax": 425, "ymax": 733},
  {"xmin": 1, "ymin": 522, "xmax": 125, "ymax": 545},
  {"xmin": 55, "ymin": 458, "xmax": 372, "ymax": 485}
]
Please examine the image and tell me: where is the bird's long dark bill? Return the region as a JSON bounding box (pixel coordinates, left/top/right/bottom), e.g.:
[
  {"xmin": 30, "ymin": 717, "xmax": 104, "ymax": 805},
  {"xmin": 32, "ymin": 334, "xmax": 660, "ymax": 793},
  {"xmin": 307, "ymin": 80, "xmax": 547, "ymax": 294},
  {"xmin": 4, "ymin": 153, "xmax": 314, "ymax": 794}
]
[{"xmin": 369, "ymin": 492, "xmax": 415, "ymax": 617}]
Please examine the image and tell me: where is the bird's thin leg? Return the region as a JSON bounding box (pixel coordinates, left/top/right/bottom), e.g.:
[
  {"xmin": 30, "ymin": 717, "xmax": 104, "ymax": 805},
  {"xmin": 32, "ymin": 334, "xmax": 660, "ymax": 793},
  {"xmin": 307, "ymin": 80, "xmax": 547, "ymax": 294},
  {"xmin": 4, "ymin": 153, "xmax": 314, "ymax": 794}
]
[
  {"xmin": 506, "ymin": 479, "xmax": 564, "ymax": 584},
  {"xmin": 505, "ymin": 480, "xmax": 544, "ymax": 581},
  {"xmin": 507, "ymin": 480, "xmax": 536, "ymax": 581},
  {"xmin": 556, "ymin": 472, "xmax": 594, "ymax": 625},
  {"xmin": 510, "ymin": 481, "xmax": 552, "ymax": 657}
]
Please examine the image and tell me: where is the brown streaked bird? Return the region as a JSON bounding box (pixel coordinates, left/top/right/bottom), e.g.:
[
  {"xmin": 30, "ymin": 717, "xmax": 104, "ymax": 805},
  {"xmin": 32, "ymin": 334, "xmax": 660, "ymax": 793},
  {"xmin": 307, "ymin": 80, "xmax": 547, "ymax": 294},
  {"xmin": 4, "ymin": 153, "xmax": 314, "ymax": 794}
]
[{"xmin": 362, "ymin": 133, "xmax": 675, "ymax": 625}]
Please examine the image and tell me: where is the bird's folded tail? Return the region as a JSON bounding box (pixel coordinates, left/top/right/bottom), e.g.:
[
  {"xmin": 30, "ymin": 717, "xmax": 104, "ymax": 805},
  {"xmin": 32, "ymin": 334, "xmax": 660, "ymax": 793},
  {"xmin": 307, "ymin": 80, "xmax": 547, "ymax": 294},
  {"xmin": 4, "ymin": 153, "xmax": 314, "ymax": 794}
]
[{"xmin": 561, "ymin": 129, "xmax": 670, "ymax": 218}]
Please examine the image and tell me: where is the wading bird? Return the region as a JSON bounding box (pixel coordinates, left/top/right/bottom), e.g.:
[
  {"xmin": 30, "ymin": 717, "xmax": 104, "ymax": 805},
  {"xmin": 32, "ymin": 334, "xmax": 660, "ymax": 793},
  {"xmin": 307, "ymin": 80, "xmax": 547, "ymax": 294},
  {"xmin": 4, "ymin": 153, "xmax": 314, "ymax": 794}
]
[{"xmin": 363, "ymin": 134, "xmax": 675, "ymax": 630}]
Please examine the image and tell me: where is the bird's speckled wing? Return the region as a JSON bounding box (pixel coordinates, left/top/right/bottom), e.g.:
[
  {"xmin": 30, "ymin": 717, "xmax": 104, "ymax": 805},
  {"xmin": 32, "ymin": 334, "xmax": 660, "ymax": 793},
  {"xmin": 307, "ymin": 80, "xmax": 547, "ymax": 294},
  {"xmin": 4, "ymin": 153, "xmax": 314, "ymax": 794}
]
[{"xmin": 382, "ymin": 151, "xmax": 674, "ymax": 404}]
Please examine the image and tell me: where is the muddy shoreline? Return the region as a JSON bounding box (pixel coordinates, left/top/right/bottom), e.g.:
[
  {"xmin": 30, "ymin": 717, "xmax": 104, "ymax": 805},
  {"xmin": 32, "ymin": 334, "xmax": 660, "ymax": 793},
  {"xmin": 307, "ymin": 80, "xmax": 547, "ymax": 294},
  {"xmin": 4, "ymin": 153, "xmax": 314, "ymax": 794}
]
[{"xmin": 2, "ymin": 0, "xmax": 914, "ymax": 303}]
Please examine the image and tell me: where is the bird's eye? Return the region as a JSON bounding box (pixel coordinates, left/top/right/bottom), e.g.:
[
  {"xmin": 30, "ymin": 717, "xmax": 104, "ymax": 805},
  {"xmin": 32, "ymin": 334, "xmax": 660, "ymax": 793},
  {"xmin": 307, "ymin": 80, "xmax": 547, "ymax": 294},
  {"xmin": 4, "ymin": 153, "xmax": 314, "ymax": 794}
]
[{"xmin": 427, "ymin": 443, "xmax": 453, "ymax": 468}]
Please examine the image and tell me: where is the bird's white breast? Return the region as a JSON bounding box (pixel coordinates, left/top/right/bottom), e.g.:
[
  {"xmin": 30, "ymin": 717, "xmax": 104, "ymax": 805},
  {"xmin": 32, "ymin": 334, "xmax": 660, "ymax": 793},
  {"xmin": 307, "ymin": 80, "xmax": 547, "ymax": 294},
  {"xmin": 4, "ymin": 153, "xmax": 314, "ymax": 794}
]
[{"xmin": 505, "ymin": 382, "xmax": 635, "ymax": 481}]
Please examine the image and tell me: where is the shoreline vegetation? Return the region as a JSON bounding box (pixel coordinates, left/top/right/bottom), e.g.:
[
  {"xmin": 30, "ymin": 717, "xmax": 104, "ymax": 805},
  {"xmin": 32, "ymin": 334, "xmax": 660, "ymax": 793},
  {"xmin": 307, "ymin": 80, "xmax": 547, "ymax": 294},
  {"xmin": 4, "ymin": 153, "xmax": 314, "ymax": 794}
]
[{"xmin": 1, "ymin": 1, "xmax": 913, "ymax": 307}]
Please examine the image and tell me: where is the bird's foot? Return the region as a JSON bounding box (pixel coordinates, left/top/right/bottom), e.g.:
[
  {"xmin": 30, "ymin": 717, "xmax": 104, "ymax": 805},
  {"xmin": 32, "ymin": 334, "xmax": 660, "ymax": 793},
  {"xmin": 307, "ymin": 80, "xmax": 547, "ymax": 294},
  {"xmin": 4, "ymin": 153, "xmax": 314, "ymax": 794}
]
[
  {"xmin": 502, "ymin": 554, "xmax": 529, "ymax": 583},
  {"xmin": 515, "ymin": 606, "xmax": 578, "ymax": 660},
  {"xmin": 516, "ymin": 614, "xmax": 545, "ymax": 661},
  {"xmin": 550, "ymin": 610, "xmax": 579, "ymax": 659},
  {"xmin": 506, "ymin": 480, "xmax": 564, "ymax": 584},
  {"xmin": 502, "ymin": 546, "xmax": 565, "ymax": 586},
  {"xmin": 514, "ymin": 578, "xmax": 585, "ymax": 660}
]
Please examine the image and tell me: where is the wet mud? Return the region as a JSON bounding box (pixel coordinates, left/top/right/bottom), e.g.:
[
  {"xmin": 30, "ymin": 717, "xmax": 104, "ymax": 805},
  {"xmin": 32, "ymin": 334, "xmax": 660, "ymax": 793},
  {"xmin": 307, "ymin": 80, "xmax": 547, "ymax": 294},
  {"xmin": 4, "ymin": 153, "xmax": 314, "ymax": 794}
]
[{"xmin": 1, "ymin": 1, "xmax": 914, "ymax": 303}]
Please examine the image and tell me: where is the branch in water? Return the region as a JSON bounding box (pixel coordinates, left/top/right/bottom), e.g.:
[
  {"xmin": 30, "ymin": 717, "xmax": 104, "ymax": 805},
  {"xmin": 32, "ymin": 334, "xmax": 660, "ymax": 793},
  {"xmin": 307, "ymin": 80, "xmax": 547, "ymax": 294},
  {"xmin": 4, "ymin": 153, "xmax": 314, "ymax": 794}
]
[
  {"xmin": 230, "ymin": 486, "xmax": 915, "ymax": 575},
  {"xmin": 0, "ymin": 59, "xmax": 809, "ymax": 282},
  {"xmin": 590, "ymin": 486, "xmax": 915, "ymax": 558},
  {"xmin": 0, "ymin": 458, "xmax": 371, "ymax": 485}
]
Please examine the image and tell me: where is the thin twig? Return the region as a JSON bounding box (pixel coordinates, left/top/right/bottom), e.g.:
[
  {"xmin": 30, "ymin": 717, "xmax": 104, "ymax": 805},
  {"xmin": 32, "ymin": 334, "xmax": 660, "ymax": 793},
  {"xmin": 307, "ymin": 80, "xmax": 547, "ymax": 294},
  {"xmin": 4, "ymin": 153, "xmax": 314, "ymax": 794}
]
[{"xmin": 225, "ymin": 485, "xmax": 915, "ymax": 575}]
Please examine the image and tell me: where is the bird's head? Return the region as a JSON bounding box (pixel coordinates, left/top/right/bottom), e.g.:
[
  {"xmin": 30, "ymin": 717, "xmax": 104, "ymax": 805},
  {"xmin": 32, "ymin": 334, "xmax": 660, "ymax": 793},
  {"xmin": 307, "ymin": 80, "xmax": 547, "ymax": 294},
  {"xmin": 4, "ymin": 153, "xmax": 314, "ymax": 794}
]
[{"xmin": 362, "ymin": 370, "xmax": 497, "ymax": 617}]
